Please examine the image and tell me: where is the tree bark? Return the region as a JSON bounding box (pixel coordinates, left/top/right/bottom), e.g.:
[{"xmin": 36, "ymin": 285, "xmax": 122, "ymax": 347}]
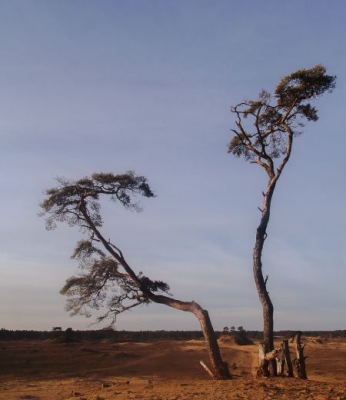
[{"xmin": 293, "ymin": 332, "xmax": 308, "ymax": 379}]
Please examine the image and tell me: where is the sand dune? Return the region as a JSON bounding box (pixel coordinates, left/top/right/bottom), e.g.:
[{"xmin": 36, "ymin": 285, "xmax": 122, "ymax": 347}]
[{"xmin": 1, "ymin": 337, "xmax": 345, "ymax": 399}]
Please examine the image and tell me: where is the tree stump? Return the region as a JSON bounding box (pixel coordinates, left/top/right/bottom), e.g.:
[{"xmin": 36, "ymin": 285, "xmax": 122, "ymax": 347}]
[
  {"xmin": 257, "ymin": 343, "xmax": 270, "ymax": 377},
  {"xmin": 293, "ymin": 332, "xmax": 308, "ymax": 379},
  {"xmin": 283, "ymin": 339, "xmax": 294, "ymax": 377},
  {"xmin": 276, "ymin": 345, "xmax": 285, "ymax": 376}
]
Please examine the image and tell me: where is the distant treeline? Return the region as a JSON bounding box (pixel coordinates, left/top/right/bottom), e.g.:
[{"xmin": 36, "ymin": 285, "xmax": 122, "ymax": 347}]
[
  {"xmin": 1, "ymin": 328, "xmax": 346, "ymax": 342},
  {"xmin": 0, "ymin": 328, "xmax": 203, "ymax": 342}
]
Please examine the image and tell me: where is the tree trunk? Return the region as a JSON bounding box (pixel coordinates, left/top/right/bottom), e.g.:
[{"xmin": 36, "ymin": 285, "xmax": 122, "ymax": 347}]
[
  {"xmin": 145, "ymin": 292, "xmax": 231, "ymax": 380},
  {"xmin": 253, "ymin": 205, "xmax": 275, "ymax": 352},
  {"xmin": 251, "ymin": 134, "xmax": 293, "ymax": 365},
  {"xmin": 293, "ymin": 332, "xmax": 308, "ymax": 379},
  {"xmin": 193, "ymin": 306, "xmax": 231, "ymax": 380},
  {"xmin": 253, "ymin": 181, "xmax": 277, "ymax": 375}
]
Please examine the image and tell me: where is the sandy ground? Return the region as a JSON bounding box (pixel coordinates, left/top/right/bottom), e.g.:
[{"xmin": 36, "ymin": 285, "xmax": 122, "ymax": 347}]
[{"xmin": 0, "ymin": 337, "xmax": 345, "ymax": 399}]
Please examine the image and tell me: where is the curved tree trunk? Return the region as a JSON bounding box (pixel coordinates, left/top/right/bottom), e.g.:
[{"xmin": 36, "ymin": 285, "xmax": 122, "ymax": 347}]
[
  {"xmin": 81, "ymin": 209, "xmax": 231, "ymax": 380},
  {"xmin": 193, "ymin": 308, "xmax": 231, "ymax": 379},
  {"xmin": 147, "ymin": 294, "xmax": 232, "ymax": 380}
]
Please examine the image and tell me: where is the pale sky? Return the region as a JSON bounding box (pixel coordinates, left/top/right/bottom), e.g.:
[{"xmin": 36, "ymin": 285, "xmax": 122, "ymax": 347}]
[{"xmin": 0, "ymin": 0, "xmax": 345, "ymax": 332}]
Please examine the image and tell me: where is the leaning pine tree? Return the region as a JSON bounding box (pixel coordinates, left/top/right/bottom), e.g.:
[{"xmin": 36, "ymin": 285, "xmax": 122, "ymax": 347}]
[
  {"xmin": 228, "ymin": 65, "xmax": 336, "ymax": 377},
  {"xmin": 40, "ymin": 172, "xmax": 231, "ymax": 380}
]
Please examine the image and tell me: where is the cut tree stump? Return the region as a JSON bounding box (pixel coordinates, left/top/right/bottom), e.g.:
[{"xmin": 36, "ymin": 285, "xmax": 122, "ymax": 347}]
[
  {"xmin": 257, "ymin": 343, "xmax": 270, "ymax": 377},
  {"xmin": 293, "ymin": 331, "xmax": 308, "ymax": 379},
  {"xmin": 283, "ymin": 339, "xmax": 294, "ymax": 377},
  {"xmin": 276, "ymin": 345, "xmax": 285, "ymax": 376}
]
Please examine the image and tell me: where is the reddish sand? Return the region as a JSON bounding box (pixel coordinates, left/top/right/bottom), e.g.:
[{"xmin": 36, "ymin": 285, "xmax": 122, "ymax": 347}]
[{"xmin": 0, "ymin": 337, "xmax": 345, "ymax": 399}]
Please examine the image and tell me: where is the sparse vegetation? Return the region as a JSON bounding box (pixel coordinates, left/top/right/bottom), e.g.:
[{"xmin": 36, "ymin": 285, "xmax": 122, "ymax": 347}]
[
  {"xmin": 1, "ymin": 337, "xmax": 346, "ymax": 398},
  {"xmin": 220, "ymin": 326, "xmax": 253, "ymax": 346}
]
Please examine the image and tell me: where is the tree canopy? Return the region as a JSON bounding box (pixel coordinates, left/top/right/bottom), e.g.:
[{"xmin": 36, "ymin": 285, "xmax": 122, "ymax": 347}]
[
  {"xmin": 40, "ymin": 171, "xmax": 169, "ymax": 323},
  {"xmin": 228, "ymin": 64, "xmax": 336, "ymax": 178}
]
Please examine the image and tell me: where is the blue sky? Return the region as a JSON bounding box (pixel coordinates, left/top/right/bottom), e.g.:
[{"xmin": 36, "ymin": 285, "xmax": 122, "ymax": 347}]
[{"xmin": 0, "ymin": 0, "xmax": 345, "ymax": 332}]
